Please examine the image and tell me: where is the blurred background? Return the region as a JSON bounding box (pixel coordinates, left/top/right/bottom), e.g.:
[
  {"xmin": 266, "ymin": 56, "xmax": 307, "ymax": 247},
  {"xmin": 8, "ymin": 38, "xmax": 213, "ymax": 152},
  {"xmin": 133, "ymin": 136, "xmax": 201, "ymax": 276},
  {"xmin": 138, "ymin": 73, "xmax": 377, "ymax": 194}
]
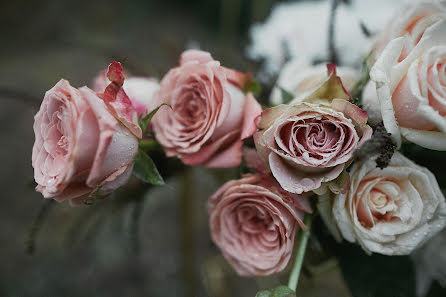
[{"xmin": 0, "ymin": 0, "xmax": 436, "ymax": 296}]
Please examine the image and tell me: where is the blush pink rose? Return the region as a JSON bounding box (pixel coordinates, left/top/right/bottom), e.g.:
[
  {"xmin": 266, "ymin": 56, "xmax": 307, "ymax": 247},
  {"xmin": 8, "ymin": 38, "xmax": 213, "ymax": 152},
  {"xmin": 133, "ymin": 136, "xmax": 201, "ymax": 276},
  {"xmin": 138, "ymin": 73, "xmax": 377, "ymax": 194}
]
[
  {"xmin": 370, "ymin": 0, "xmax": 446, "ymax": 65},
  {"xmin": 32, "ymin": 79, "xmax": 138, "ymax": 206},
  {"xmin": 255, "ymin": 65, "xmax": 373, "ymax": 194},
  {"xmin": 332, "ymin": 152, "xmax": 446, "ymax": 255},
  {"xmin": 152, "ymin": 50, "xmax": 262, "ymax": 168},
  {"xmin": 208, "ymin": 174, "xmax": 311, "ymax": 276},
  {"xmin": 368, "ymin": 20, "xmax": 446, "ymax": 150}
]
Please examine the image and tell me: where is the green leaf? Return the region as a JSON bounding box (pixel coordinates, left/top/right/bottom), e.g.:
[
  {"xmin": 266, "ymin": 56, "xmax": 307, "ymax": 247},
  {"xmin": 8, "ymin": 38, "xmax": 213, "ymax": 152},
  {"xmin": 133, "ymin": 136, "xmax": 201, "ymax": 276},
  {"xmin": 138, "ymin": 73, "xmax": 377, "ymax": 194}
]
[
  {"xmin": 133, "ymin": 149, "xmax": 165, "ymax": 185},
  {"xmin": 139, "ymin": 103, "xmax": 171, "ymax": 135},
  {"xmin": 243, "ymin": 78, "xmax": 262, "ymax": 97},
  {"xmin": 255, "ymin": 290, "xmax": 272, "ymax": 297},
  {"xmin": 255, "ymin": 286, "xmax": 296, "ymax": 297},
  {"xmin": 271, "ymin": 286, "xmax": 295, "ymax": 297},
  {"xmin": 278, "ymin": 86, "xmax": 294, "ymax": 104}
]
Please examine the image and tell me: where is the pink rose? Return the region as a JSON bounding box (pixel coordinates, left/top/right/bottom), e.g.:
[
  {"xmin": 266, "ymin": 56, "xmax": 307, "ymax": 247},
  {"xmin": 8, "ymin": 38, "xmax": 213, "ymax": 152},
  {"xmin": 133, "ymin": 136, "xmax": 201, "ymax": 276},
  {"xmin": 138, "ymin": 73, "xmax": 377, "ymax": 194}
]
[
  {"xmin": 208, "ymin": 174, "xmax": 311, "ymax": 276},
  {"xmin": 152, "ymin": 50, "xmax": 262, "ymax": 168},
  {"xmin": 32, "ymin": 79, "xmax": 138, "ymax": 206},
  {"xmin": 255, "ymin": 66, "xmax": 372, "ymax": 194}
]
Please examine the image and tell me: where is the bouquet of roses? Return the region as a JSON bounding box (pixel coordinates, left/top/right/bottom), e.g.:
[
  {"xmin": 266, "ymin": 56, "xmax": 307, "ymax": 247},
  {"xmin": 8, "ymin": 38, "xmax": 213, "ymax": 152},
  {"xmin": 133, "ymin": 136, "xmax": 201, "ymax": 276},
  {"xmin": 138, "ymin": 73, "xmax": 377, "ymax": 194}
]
[{"xmin": 30, "ymin": 0, "xmax": 446, "ymax": 296}]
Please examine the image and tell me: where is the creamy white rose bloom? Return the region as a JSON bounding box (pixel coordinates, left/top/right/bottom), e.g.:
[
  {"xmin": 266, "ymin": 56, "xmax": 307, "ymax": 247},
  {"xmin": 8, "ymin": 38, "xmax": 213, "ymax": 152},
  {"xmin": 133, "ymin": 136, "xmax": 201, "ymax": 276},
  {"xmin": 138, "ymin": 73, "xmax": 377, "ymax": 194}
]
[
  {"xmin": 270, "ymin": 59, "xmax": 359, "ymax": 105},
  {"xmin": 363, "ymin": 0, "xmax": 446, "ymax": 132},
  {"xmin": 369, "ymin": 19, "xmax": 446, "ymax": 150},
  {"xmin": 370, "ymin": 0, "xmax": 446, "ymax": 65},
  {"xmin": 412, "ymin": 228, "xmax": 446, "ymax": 297},
  {"xmin": 330, "ymin": 152, "xmax": 446, "ymax": 255}
]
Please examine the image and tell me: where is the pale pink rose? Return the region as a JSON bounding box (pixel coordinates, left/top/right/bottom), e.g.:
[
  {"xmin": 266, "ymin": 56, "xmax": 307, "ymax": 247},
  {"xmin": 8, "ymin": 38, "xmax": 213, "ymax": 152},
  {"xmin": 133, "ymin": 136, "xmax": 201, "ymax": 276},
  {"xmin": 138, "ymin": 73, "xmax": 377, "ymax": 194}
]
[
  {"xmin": 255, "ymin": 65, "xmax": 373, "ymax": 194},
  {"xmin": 93, "ymin": 69, "xmax": 160, "ymax": 117},
  {"xmin": 152, "ymin": 50, "xmax": 262, "ymax": 168},
  {"xmin": 208, "ymin": 174, "xmax": 311, "ymax": 276},
  {"xmin": 370, "ymin": 0, "xmax": 446, "ymax": 65},
  {"xmin": 32, "ymin": 79, "xmax": 138, "ymax": 206},
  {"xmin": 368, "ymin": 19, "xmax": 446, "ymax": 150},
  {"xmin": 331, "ymin": 152, "xmax": 446, "ymax": 255}
]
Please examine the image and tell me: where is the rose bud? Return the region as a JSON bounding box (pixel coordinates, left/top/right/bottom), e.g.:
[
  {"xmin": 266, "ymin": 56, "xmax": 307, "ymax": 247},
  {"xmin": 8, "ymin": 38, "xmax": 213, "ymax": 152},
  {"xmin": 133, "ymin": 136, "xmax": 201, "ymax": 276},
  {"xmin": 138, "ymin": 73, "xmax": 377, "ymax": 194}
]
[
  {"xmin": 93, "ymin": 69, "xmax": 160, "ymax": 117},
  {"xmin": 254, "ymin": 65, "xmax": 372, "ymax": 194},
  {"xmin": 208, "ymin": 174, "xmax": 311, "ymax": 276},
  {"xmin": 270, "ymin": 58, "xmax": 359, "ymax": 105},
  {"xmin": 32, "ymin": 63, "xmax": 141, "ymax": 206},
  {"xmin": 366, "ymin": 19, "xmax": 446, "ymax": 150},
  {"xmin": 330, "ymin": 152, "xmax": 446, "ymax": 255},
  {"xmin": 151, "ymin": 50, "xmax": 262, "ymax": 168}
]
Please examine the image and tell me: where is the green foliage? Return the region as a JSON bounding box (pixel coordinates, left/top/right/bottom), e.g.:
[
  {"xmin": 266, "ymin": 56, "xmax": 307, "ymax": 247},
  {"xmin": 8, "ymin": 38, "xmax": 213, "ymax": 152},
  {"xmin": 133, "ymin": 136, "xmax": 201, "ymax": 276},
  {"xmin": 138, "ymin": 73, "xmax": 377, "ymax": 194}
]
[
  {"xmin": 255, "ymin": 286, "xmax": 296, "ymax": 297},
  {"xmin": 138, "ymin": 103, "xmax": 171, "ymax": 136},
  {"xmin": 133, "ymin": 149, "xmax": 165, "ymax": 185},
  {"xmin": 278, "ymin": 86, "xmax": 294, "ymax": 104},
  {"xmin": 350, "ymin": 51, "xmax": 372, "ymax": 103},
  {"xmin": 244, "ymin": 78, "xmax": 262, "ymax": 97}
]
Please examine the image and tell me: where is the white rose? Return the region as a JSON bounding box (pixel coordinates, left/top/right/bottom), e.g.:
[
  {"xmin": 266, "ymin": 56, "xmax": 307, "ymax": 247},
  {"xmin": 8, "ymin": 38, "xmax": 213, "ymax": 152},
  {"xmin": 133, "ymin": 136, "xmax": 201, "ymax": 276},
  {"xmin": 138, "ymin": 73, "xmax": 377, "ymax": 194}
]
[
  {"xmin": 369, "ymin": 19, "xmax": 446, "ymax": 150},
  {"xmin": 330, "ymin": 152, "xmax": 446, "ymax": 255},
  {"xmin": 270, "ymin": 59, "xmax": 359, "ymax": 105}
]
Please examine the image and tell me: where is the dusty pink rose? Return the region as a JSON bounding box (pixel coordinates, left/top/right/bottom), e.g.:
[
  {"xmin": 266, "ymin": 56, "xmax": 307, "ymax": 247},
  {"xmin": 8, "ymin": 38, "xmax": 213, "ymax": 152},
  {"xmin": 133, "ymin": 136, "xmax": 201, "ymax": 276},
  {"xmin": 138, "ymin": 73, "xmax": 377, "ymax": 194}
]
[
  {"xmin": 152, "ymin": 50, "xmax": 262, "ymax": 168},
  {"xmin": 32, "ymin": 79, "xmax": 138, "ymax": 206},
  {"xmin": 255, "ymin": 66, "xmax": 372, "ymax": 194},
  {"xmin": 208, "ymin": 174, "xmax": 311, "ymax": 276}
]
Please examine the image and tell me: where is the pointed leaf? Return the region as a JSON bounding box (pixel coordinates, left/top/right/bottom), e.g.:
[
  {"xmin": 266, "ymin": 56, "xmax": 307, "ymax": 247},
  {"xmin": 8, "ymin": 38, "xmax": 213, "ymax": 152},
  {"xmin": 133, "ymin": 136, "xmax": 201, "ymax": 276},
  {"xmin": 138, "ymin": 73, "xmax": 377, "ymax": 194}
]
[
  {"xmin": 133, "ymin": 149, "xmax": 165, "ymax": 185},
  {"xmin": 139, "ymin": 103, "xmax": 171, "ymax": 134},
  {"xmin": 278, "ymin": 86, "xmax": 295, "ymax": 104}
]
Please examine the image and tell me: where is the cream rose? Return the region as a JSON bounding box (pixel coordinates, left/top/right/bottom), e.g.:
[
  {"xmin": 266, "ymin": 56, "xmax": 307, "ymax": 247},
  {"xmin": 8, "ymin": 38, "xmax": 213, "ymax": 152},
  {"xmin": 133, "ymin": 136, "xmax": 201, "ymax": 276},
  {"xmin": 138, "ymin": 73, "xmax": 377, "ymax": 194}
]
[
  {"xmin": 255, "ymin": 66, "xmax": 372, "ymax": 194},
  {"xmin": 32, "ymin": 79, "xmax": 138, "ymax": 206},
  {"xmin": 208, "ymin": 174, "xmax": 311, "ymax": 276},
  {"xmin": 152, "ymin": 50, "xmax": 262, "ymax": 168},
  {"xmin": 270, "ymin": 58, "xmax": 359, "ymax": 105},
  {"xmin": 332, "ymin": 152, "xmax": 446, "ymax": 255},
  {"xmin": 370, "ymin": 0, "xmax": 446, "ymax": 65},
  {"xmin": 368, "ymin": 19, "xmax": 446, "ymax": 150}
]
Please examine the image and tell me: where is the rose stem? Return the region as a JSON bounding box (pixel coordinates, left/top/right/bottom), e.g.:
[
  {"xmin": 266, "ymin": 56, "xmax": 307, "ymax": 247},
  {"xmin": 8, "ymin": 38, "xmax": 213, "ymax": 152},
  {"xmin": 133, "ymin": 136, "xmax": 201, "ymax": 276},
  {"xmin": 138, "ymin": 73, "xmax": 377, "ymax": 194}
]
[{"xmin": 287, "ymin": 213, "xmax": 312, "ymax": 291}]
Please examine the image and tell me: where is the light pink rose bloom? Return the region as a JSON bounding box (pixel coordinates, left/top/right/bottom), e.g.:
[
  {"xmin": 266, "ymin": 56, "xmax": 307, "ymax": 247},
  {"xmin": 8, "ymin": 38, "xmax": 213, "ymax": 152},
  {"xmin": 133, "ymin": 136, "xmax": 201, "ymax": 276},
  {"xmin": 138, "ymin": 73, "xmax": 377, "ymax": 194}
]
[
  {"xmin": 367, "ymin": 19, "xmax": 446, "ymax": 150},
  {"xmin": 152, "ymin": 50, "xmax": 262, "ymax": 168},
  {"xmin": 32, "ymin": 79, "xmax": 138, "ymax": 206},
  {"xmin": 331, "ymin": 152, "xmax": 446, "ymax": 255},
  {"xmin": 208, "ymin": 174, "xmax": 311, "ymax": 276},
  {"xmin": 255, "ymin": 66, "xmax": 373, "ymax": 194},
  {"xmin": 369, "ymin": 0, "xmax": 446, "ymax": 65},
  {"xmin": 93, "ymin": 69, "xmax": 160, "ymax": 117}
]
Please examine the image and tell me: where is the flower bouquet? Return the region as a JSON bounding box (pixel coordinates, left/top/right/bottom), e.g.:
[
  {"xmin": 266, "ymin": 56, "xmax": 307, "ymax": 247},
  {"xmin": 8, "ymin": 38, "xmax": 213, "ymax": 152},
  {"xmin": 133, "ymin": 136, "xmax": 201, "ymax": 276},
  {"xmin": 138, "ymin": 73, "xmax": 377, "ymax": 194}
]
[{"xmin": 29, "ymin": 0, "xmax": 446, "ymax": 296}]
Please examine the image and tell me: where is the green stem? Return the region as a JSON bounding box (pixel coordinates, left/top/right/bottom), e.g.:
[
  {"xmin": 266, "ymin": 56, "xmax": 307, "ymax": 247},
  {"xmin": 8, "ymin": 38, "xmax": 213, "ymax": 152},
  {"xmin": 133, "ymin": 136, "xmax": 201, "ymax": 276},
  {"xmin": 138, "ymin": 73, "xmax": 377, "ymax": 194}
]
[{"xmin": 287, "ymin": 213, "xmax": 312, "ymax": 291}]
